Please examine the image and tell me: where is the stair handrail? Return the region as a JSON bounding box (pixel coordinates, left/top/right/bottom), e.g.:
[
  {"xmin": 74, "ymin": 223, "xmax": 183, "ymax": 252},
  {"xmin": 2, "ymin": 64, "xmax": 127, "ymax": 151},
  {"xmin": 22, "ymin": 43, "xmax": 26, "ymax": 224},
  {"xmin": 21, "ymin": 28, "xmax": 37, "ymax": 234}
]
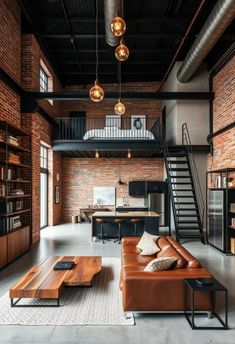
[
  {"xmin": 160, "ymin": 123, "xmax": 180, "ymax": 213},
  {"xmin": 181, "ymin": 122, "xmax": 205, "ymax": 225}
]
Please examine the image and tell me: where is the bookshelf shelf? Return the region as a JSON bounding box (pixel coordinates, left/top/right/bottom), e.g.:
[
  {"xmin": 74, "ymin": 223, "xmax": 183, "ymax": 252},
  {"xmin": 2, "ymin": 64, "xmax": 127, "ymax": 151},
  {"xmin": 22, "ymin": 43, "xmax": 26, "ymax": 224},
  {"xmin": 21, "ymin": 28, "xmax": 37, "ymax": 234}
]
[{"xmin": 0, "ymin": 121, "xmax": 31, "ymax": 270}]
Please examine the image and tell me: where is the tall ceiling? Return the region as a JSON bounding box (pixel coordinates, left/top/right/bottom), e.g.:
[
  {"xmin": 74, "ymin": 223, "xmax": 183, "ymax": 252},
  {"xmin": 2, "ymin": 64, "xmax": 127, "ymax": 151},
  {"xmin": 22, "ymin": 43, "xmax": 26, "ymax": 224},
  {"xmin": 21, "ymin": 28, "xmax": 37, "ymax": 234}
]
[{"xmin": 19, "ymin": 0, "xmax": 234, "ymax": 86}]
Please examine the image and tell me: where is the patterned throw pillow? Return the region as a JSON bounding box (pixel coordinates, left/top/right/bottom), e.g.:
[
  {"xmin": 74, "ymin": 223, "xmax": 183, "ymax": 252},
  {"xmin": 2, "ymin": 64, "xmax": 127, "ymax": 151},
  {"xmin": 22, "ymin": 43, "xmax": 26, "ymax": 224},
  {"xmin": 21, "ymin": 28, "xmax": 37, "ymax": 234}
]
[
  {"xmin": 136, "ymin": 231, "xmax": 160, "ymax": 256},
  {"xmin": 144, "ymin": 257, "xmax": 176, "ymax": 272}
]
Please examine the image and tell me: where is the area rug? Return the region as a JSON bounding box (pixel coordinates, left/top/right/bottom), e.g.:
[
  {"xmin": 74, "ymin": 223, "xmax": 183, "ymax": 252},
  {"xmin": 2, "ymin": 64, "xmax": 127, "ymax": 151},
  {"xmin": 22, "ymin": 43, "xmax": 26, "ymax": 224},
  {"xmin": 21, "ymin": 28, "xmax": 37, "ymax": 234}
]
[{"xmin": 0, "ymin": 257, "xmax": 134, "ymax": 326}]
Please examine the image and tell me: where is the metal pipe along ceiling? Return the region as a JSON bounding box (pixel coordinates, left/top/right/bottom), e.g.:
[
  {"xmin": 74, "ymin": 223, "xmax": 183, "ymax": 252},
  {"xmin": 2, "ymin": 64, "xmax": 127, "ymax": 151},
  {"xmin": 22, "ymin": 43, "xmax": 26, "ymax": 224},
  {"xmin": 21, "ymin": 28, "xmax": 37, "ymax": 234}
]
[
  {"xmin": 177, "ymin": 0, "xmax": 235, "ymax": 83},
  {"xmin": 104, "ymin": 0, "xmax": 121, "ymax": 47}
]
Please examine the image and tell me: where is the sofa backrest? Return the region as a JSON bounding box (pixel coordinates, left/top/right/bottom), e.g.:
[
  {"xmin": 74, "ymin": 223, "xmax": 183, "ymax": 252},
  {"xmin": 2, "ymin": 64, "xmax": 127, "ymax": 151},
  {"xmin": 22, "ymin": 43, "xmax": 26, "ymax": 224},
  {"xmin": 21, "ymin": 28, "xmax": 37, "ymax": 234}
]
[{"xmin": 157, "ymin": 236, "xmax": 201, "ymax": 268}]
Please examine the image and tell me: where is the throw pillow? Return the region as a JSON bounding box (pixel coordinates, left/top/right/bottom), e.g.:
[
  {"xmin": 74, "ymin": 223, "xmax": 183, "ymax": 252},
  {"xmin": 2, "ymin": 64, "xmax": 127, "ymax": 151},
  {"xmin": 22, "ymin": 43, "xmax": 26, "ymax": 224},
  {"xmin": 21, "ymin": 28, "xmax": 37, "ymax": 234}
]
[
  {"xmin": 144, "ymin": 257, "xmax": 176, "ymax": 272},
  {"xmin": 136, "ymin": 231, "xmax": 160, "ymax": 256}
]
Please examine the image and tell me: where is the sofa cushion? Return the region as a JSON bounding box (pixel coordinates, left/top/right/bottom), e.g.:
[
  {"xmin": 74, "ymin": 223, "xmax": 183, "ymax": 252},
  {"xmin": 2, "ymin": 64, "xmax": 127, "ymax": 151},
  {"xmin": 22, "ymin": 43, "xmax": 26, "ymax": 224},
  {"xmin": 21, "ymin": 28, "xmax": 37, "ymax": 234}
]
[
  {"xmin": 157, "ymin": 237, "xmax": 172, "ymax": 251},
  {"xmin": 157, "ymin": 246, "xmax": 187, "ymax": 269},
  {"xmin": 144, "ymin": 257, "xmax": 176, "ymax": 272},
  {"xmin": 122, "ymin": 253, "xmax": 153, "ymax": 267},
  {"xmin": 136, "ymin": 231, "xmax": 160, "ymax": 256}
]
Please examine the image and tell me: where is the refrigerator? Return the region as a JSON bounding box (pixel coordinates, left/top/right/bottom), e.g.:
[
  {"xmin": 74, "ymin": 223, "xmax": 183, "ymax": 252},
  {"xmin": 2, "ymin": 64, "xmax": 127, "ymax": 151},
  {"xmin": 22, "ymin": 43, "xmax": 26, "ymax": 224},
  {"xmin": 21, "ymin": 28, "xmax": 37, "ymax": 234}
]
[
  {"xmin": 208, "ymin": 190, "xmax": 225, "ymax": 251},
  {"xmin": 145, "ymin": 193, "xmax": 165, "ymax": 226}
]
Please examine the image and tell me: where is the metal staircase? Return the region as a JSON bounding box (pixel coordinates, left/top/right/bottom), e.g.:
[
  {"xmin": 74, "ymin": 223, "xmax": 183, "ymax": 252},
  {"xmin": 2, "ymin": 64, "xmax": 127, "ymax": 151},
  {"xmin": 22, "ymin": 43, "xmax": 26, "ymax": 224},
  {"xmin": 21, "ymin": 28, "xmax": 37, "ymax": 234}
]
[{"xmin": 163, "ymin": 123, "xmax": 205, "ymax": 243}]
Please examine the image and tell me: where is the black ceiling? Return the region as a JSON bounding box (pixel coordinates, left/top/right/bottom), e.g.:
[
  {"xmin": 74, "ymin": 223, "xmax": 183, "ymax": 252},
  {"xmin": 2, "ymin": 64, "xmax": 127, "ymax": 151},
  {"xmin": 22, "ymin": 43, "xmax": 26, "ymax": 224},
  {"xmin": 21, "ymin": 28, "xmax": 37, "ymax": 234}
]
[{"xmin": 19, "ymin": 0, "xmax": 234, "ymax": 86}]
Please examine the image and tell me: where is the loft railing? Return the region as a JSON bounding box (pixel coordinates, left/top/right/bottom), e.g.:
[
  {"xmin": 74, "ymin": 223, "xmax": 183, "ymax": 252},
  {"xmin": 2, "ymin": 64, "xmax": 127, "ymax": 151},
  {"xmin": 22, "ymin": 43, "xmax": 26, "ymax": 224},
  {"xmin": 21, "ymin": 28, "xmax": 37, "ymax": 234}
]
[
  {"xmin": 182, "ymin": 122, "xmax": 205, "ymax": 225},
  {"xmin": 53, "ymin": 116, "xmax": 161, "ymax": 141}
]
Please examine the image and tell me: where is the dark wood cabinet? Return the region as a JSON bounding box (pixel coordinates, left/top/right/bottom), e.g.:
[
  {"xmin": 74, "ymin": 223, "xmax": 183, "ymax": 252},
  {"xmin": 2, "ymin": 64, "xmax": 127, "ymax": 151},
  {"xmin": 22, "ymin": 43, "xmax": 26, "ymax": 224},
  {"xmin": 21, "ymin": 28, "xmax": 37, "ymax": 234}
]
[
  {"xmin": 128, "ymin": 181, "xmax": 146, "ymax": 196},
  {"xmin": 0, "ymin": 235, "xmax": 7, "ymax": 269},
  {"xmin": 7, "ymin": 226, "xmax": 30, "ymax": 263},
  {"xmin": 0, "ymin": 121, "xmax": 31, "ymax": 269}
]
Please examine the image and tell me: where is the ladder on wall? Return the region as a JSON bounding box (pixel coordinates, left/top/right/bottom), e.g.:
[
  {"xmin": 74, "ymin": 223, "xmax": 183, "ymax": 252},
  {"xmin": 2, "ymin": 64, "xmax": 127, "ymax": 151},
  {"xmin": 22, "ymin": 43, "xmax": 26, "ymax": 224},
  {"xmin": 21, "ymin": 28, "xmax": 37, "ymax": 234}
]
[{"xmin": 163, "ymin": 123, "xmax": 205, "ymax": 243}]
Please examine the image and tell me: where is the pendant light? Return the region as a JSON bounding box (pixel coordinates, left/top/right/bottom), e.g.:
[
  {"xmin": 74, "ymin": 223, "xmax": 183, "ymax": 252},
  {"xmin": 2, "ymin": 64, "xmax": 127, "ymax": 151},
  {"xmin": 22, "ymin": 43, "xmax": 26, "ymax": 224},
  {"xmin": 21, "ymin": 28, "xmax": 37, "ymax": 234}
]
[
  {"xmin": 115, "ymin": 37, "xmax": 129, "ymax": 62},
  {"xmin": 114, "ymin": 63, "xmax": 125, "ymax": 115},
  {"xmin": 95, "ymin": 149, "xmax": 99, "ymax": 158},
  {"xmin": 89, "ymin": 0, "xmax": 104, "ymax": 102},
  {"xmin": 127, "ymin": 149, "xmax": 131, "ymax": 158},
  {"xmin": 110, "ymin": 16, "xmax": 126, "ymax": 37}
]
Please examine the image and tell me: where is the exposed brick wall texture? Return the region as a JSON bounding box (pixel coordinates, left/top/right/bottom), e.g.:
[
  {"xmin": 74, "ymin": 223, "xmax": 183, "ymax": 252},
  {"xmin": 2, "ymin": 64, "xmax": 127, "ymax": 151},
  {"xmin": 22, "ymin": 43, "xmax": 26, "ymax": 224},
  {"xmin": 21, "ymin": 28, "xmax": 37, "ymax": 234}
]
[
  {"xmin": 0, "ymin": 81, "xmax": 21, "ymax": 127},
  {"xmin": 0, "ymin": 0, "xmax": 21, "ymax": 84},
  {"xmin": 208, "ymin": 54, "xmax": 235, "ymax": 171},
  {"xmin": 62, "ymin": 158, "xmax": 164, "ymax": 221},
  {"xmin": 53, "ymin": 152, "xmax": 63, "ymax": 225}
]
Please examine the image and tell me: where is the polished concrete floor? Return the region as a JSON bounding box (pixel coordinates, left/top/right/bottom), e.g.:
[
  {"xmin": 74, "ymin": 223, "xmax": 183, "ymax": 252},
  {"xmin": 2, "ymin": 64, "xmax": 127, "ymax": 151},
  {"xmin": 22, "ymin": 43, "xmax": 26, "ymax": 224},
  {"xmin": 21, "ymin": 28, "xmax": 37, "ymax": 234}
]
[{"xmin": 0, "ymin": 223, "xmax": 235, "ymax": 344}]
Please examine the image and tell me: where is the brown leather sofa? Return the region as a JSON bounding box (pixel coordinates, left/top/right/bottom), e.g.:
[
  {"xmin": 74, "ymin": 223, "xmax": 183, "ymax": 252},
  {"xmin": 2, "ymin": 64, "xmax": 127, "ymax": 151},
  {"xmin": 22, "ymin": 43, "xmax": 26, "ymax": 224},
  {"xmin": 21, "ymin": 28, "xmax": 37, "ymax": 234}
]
[{"xmin": 120, "ymin": 236, "xmax": 213, "ymax": 312}]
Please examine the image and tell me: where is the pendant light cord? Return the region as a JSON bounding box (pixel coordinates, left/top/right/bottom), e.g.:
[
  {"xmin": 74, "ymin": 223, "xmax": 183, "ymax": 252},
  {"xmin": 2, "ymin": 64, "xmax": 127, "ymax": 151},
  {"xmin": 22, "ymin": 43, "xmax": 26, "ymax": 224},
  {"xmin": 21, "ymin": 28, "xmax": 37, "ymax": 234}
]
[
  {"xmin": 119, "ymin": 62, "xmax": 122, "ymax": 101},
  {"xmin": 95, "ymin": 0, "xmax": 99, "ymax": 81}
]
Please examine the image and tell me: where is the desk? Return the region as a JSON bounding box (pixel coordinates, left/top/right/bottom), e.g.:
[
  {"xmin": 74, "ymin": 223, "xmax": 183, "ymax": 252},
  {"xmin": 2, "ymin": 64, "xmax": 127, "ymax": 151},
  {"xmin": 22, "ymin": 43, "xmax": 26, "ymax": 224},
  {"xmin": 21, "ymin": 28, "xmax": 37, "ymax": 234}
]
[{"xmin": 80, "ymin": 208, "xmax": 109, "ymax": 223}]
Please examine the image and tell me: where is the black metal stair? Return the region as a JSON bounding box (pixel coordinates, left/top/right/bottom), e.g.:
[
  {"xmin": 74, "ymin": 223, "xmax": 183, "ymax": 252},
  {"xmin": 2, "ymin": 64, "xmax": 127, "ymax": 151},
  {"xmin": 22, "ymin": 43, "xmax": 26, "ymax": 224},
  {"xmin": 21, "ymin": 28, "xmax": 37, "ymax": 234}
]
[{"xmin": 163, "ymin": 126, "xmax": 205, "ymax": 243}]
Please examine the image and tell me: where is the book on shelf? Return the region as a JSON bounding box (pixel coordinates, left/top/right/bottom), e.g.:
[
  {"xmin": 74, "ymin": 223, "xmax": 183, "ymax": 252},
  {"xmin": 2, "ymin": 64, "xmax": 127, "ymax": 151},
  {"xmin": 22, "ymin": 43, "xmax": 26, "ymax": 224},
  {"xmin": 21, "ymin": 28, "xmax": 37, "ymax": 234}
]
[
  {"xmin": 7, "ymin": 215, "xmax": 22, "ymax": 231},
  {"xmin": 230, "ymin": 203, "xmax": 235, "ymax": 212},
  {"xmin": 7, "ymin": 136, "xmax": 19, "ymax": 146},
  {"xmin": 231, "ymin": 218, "xmax": 235, "ymax": 228},
  {"xmin": 8, "ymin": 152, "xmax": 20, "ymax": 164},
  {"xmin": 0, "ymin": 184, "xmax": 6, "ymax": 197},
  {"xmin": 0, "ymin": 131, "xmax": 5, "ymax": 142},
  {"xmin": 11, "ymin": 189, "xmax": 24, "ymax": 196}
]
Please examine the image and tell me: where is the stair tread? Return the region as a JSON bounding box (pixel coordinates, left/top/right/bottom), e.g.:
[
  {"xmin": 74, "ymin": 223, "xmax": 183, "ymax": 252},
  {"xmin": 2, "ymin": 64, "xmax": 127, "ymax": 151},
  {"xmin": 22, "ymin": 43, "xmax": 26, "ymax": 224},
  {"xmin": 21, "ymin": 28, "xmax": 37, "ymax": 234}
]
[
  {"xmin": 171, "ymin": 182, "xmax": 193, "ymax": 185},
  {"xmin": 166, "ymin": 160, "xmax": 188, "ymax": 164},
  {"xmin": 176, "ymin": 214, "xmax": 200, "ymax": 217},
  {"xmin": 172, "ymin": 189, "xmax": 194, "ymax": 192},
  {"xmin": 170, "ymin": 175, "xmax": 192, "ymax": 178},
  {"xmin": 169, "ymin": 168, "xmax": 190, "ymax": 171},
  {"xmin": 173, "ymin": 195, "xmax": 195, "ymax": 198},
  {"xmin": 177, "ymin": 220, "xmax": 200, "ymax": 223}
]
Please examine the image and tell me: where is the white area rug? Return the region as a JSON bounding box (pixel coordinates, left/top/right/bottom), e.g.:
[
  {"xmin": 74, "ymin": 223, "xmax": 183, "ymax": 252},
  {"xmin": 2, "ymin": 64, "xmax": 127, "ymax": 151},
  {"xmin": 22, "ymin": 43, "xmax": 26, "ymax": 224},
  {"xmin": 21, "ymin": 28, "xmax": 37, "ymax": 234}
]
[{"xmin": 0, "ymin": 257, "xmax": 134, "ymax": 326}]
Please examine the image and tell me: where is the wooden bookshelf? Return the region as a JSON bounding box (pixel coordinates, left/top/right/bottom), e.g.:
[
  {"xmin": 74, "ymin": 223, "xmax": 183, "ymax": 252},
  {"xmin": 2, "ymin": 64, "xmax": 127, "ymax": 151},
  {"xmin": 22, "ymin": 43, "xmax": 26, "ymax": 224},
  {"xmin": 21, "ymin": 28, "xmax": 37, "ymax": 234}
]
[{"xmin": 0, "ymin": 121, "xmax": 31, "ymax": 270}]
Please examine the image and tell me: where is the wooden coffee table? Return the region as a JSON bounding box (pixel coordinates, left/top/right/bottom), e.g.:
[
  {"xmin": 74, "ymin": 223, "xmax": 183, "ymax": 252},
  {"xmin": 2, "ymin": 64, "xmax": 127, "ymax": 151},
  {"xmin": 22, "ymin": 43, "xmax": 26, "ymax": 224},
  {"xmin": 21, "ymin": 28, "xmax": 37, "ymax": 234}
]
[{"xmin": 9, "ymin": 256, "xmax": 102, "ymax": 307}]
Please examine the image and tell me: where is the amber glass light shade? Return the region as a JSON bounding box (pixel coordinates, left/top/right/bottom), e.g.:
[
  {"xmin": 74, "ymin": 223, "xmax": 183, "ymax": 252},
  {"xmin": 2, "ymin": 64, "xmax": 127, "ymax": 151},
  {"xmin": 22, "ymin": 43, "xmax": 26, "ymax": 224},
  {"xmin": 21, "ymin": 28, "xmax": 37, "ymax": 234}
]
[
  {"xmin": 115, "ymin": 41, "xmax": 129, "ymax": 62},
  {"xmin": 89, "ymin": 80, "xmax": 104, "ymax": 102},
  {"xmin": 110, "ymin": 16, "xmax": 126, "ymax": 37},
  {"xmin": 127, "ymin": 149, "xmax": 131, "ymax": 158},
  {"xmin": 114, "ymin": 99, "xmax": 125, "ymax": 115}
]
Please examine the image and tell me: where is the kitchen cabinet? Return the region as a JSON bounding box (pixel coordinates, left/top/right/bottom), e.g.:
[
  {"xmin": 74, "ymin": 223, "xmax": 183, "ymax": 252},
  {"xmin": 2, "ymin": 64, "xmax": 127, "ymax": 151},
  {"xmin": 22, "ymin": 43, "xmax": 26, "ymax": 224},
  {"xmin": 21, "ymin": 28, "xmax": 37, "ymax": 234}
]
[
  {"xmin": 116, "ymin": 207, "xmax": 148, "ymax": 212},
  {"xmin": 128, "ymin": 181, "xmax": 146, "ymax": 196}
]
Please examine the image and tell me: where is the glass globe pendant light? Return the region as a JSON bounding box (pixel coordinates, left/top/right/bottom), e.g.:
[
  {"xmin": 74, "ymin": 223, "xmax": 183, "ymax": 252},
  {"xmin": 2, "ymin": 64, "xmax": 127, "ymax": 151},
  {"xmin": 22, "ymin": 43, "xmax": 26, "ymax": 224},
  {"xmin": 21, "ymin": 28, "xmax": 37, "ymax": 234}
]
[
  {"xmin": 110, "ymin": 16, "xmax": 126, "ymax": 37},
  {"xmin": 114, "ymin": 62, "xmax": 125, "ymax": 115},
  {"xmin": 115, "ymin": 37, "xmax": 129, "ymax": 62},
  {"xmin": 89, "ymin": 0, "xmax": 104, "ymax": 102}
]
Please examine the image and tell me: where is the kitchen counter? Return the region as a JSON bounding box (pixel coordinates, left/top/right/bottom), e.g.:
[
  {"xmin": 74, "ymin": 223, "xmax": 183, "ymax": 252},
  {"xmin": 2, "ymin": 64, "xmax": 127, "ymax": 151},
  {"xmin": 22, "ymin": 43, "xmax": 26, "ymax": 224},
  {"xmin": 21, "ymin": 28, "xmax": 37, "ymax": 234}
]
[
  {"xmin": 91, "ymin": 211, "xmax": 159, "ymax": 240},
  {"xmin": 92, "ymin": 211, "xmax": 159, "ymax": 217}
]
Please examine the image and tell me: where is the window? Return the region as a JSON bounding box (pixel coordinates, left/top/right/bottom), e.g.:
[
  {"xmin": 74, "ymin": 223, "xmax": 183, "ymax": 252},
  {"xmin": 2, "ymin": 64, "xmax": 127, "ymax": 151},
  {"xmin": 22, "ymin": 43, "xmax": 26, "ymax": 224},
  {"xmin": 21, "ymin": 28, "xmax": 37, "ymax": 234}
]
[
  {"xmin": 40, "ymin": 59, "xmax": 53, "ymax": 105},
  {"xmin": 40, "ymin": 145, "xmax": 48, "ymax": 169},
  {"xmin": 40, "ymin": 67, "xmax": 48, "ymax": 92}
]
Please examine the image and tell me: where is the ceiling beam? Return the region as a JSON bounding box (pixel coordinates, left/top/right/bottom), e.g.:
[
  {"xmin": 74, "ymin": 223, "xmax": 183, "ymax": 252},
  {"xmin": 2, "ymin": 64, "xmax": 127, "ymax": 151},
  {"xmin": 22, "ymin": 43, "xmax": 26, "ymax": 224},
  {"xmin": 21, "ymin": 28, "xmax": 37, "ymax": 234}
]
[
  {"xmin": 52, "ymin": 48, "xmax": 174, "ymax": 53},
  {"xmin": 59, "ymin": 61, "xmax": 169, "ymax": 65},
  {"xmin": 62, "ymin": 72, "xmax": 164, "ymax": 75},
  {"xmin": 42, "ymin": 33, "xmax": 183, "ymax": 39},
  {"xmin": 22, "ymin": 91, "xmax": 214, "ymax": 101}
]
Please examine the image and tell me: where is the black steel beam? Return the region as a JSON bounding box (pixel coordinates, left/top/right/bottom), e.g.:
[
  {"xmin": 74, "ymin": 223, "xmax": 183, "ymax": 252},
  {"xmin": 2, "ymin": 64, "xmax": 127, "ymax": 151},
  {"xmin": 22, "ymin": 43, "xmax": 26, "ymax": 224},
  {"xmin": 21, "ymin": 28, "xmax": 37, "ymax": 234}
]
[
  {"xmin": 52, "ymin": 48, "xmax": 174, "ymax": 53},
  {"xmin": 42, "ymin": 33, "xmax": 183, "ymax": 39},
  {"xmin": 62, "ymin": 72, "xmax": 164, "ymax": 75},
  {"xmin": 59, "ymin": 61, "xmax": 169, "ymax": 65},
  {"xmin": 22, "ymin": 91, "xmax": 214, "ymax": 101}
]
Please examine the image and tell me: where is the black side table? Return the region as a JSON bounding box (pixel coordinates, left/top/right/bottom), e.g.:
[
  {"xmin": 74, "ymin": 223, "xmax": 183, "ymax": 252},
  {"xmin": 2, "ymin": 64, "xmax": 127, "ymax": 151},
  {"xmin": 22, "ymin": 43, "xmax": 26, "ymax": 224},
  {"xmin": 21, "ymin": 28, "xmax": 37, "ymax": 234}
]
[{"xmin": 184, "ymin": 278, "xmax": 228, "ymax": 330}]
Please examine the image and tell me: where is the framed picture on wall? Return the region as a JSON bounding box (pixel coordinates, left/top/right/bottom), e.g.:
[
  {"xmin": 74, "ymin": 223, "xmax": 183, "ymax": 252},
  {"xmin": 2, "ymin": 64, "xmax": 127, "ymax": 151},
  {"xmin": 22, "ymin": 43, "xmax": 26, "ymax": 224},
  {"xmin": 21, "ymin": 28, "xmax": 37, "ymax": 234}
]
[
  {"xmin": 55, "ymin": 185, "xmax": 60, "ymax": 204},
  {"xmin": 131, "ymin": 115, "xmax": 146, "ymax": 130},
  {"xmin": 105, "ymin": 115, "xmax": 121, "ymax": 129}
]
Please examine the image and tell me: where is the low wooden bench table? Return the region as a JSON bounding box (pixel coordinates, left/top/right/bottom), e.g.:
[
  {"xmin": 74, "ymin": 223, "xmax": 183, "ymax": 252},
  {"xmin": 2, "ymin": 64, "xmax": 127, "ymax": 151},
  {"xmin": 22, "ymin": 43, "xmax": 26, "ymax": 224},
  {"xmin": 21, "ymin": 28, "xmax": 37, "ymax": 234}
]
[{"xmin": 9, "ymin": 256, "xmax": 102, "ymax": 307}]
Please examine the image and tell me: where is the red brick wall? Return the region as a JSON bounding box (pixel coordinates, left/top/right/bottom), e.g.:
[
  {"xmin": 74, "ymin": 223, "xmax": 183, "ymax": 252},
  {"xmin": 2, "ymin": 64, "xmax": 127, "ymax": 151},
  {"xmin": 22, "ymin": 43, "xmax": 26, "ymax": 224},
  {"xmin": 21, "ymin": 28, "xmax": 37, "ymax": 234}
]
[
  {"xmin": 0, "ymin": 81, "xmax": 21, "ymax": 127},
  {"xmin": 62, "ymin": 82, "xmax": 162, "ymax": 124},
  {"xmin": 62, "ymin": 158, "xmax": 164, "ymax": 221},
  {"xmin": 0, "ymin": 0, "xmax": 21, "ymax": 84},
  {"xmin": 208, "ymin": 55, "xmax": 235, "ymax": 171}
]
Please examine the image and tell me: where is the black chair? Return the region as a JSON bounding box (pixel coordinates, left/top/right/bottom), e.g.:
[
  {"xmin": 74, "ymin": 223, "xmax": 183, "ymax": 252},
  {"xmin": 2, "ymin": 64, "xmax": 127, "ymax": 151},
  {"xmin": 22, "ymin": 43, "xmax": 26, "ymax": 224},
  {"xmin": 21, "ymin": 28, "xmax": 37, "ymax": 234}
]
[
  {"xmin": 113, "ymin": 218, "xmax": 125, "ymax": 244},
  {"xmin": 130, "ymin": 218, "xmax": 143, "ymax": 236},
  {"xmin": 95, "ymin": 218, "xmax": 106, "ymax": 244}
]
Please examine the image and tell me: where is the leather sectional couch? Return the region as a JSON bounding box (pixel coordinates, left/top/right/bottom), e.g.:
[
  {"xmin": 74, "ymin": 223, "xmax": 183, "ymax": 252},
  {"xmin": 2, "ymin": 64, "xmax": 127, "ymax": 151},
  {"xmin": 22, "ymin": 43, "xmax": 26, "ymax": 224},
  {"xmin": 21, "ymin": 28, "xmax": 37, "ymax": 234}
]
[{"xmin": 120, "ymin": 236, "xmax": 213, "ymax": 312}]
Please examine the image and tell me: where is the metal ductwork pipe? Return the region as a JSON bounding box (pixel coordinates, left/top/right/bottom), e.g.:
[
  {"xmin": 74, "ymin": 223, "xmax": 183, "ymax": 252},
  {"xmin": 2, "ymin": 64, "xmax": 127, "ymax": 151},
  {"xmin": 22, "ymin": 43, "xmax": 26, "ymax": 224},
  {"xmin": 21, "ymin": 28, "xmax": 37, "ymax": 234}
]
[
  {"xmin": 177, "ymin": 0, "xmax": 235, "ymax": 83},
  {"xmin": 104, "ymin": 0, "xmax": 121, "ymax": 47}
]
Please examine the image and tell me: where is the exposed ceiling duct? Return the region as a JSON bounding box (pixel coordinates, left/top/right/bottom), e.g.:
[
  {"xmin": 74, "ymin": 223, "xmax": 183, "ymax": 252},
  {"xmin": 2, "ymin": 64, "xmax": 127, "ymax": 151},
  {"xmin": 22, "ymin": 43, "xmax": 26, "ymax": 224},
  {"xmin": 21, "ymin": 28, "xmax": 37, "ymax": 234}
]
[
  {"xmin": 104, "ymin": 0, "xmax": 121, "ymax": 47},
  {"xmin": 177, "ymin": 0, "xmax": 235, "ymax": 83}
]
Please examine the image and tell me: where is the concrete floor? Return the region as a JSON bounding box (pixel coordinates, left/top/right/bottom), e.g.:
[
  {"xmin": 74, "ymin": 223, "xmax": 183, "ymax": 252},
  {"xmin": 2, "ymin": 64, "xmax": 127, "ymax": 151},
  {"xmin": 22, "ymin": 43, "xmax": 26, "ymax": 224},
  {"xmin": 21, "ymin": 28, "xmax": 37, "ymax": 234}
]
[{"xmin": 0, "ymin": 223, "xmax": 235, "ymax": 344}]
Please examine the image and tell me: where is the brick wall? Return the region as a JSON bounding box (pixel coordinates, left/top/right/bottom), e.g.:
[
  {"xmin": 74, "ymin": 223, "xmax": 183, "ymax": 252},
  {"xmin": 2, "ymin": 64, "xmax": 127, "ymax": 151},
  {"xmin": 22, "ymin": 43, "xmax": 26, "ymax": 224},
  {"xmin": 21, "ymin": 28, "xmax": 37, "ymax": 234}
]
[
  {"xmin": 62, "ymin": 82, "xmax": 161, "ymax": 121},
  {"xmin": 0, "ymin": 0, "xmax": 21, "ymax": 84},
  {"xmin": 53, "ymin": 152, "xmax": 63, "ymax": 225},
  {"xmin": 208, "ymin": 55, "xmax": 235, "ymax": 171},
  {"xmin": 62, "ymin": 158, "xmax": 164, "ymax": 221},
  {"xmin": 0, "ymin": 81, "xmax": 21, "ymax": 127}
]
